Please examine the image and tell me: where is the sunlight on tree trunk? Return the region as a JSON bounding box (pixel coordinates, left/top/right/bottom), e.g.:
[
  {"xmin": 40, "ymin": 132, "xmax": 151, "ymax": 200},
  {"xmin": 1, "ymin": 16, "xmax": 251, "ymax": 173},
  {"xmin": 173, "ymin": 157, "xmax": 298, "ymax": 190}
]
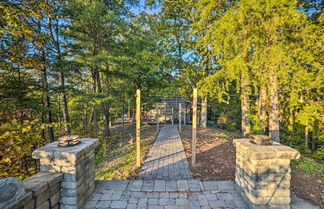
[
  {"xmin": 136, "ymin": 89, "xmax": 141, "ymax": 167},
  {"xmin": 259, "ymin": 85, "xmax": 267, "ymax": 133},
  {"xmin": 269, "ymin": 68, "xmax": 280, "ymax": 142},
  {"xmin": 201, "ymin": 96, "xmax": 207, "ymax": 128},
  {"xmin": 192, "ymin": 88, "xmax": 197, "ymax": 166},
  {"xmin": 241, "ymin": 70, "xmax": 250, "ymax": 138}
]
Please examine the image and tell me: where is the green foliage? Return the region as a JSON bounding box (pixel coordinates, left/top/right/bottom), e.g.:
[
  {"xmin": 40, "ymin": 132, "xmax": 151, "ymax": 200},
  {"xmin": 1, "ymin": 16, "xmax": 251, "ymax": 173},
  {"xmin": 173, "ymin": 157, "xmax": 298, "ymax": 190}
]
[
  {"xmin": 95, "ymin": 126, "xmax": 157, "ymax": 180},
  {"xmin": 0, "ymin": 120, "xmax": 45, "ymax": 179},
  {"xmin": 291, "ymin": 157, "xmax": 324, "ymax": 175},
  {"xmin": 95, "ymin": 135, "xmax": 119, "ymax": 165},
  {"xmin": 313, "ymin": 146, "xmax": 324, "ymax": 162}
]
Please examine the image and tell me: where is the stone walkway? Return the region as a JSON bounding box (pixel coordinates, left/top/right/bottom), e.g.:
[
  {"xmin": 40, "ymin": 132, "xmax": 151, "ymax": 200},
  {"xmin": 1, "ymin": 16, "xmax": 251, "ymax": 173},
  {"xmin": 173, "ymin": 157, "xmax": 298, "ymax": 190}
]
[
  {"xmin": 85, "ymin": 125, "xmax": 320, "ymax": 209},
  {"xmin": 138, "ymin": 126, "xmax": 193, "ymax": 180},
  {"xmin": 88, "ymin": 180, "xmax": 246, "ymax": 209}
]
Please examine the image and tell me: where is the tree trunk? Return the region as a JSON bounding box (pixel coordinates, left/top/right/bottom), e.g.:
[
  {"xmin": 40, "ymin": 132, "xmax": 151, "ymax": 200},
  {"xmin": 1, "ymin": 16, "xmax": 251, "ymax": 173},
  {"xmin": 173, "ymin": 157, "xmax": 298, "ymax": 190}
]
[
  {"xmin": 60, "ymin": 72, "xmax": 71, "ymax": 135},
  {"xmin": 38, "ymin": 19, "xmax": 54, "ymax": 142},
  {"xmin": 90, "ymin": 66, "xmax": 101, "ymax": 138},
  {"xmin": 241, "ymin": 70, "xmax": 250, "ymax": 137},
  {"xmin": 127, "ymin": 100, "xmax": 131, "ymax": 119},
  {"xmin": 93, "ymin": 111, "xmax": 99, "ymax": 138},
  {"xmin": 259, "ymin": 85, "xmax": 267, "ymax": 133},
  {"xmin": 41, "ymin": 53, "xmax": 54, "ymax": 142},
  {"xmin": 102, "ymin": 102, "xmax": 111, "ymax": 137},
  {"xmin": 269, "ymin": 68, "xmax": 280, "ymax": 142},
  {"xmin": 83, "ymin": 108, "xmax": 87, "ymax": 134},
  {"xmin": 48, "ymin": 13, "xmax": 71, "ymax": 136},
  {"xmin": 305, "ymin": 127, "xmax": 309, "ymax": 149},
  {"xmin": 311, "ymin": 131, "xmax": 316, "ymax": 152},
  {"xmin": 201, "ymin": 96, "xmax": 208, "ymax": 128}
]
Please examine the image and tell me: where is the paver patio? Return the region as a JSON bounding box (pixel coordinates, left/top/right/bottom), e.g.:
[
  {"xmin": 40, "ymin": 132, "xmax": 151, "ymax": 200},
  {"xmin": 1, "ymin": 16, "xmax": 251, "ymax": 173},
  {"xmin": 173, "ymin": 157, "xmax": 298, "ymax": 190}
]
[{"xmin": 85, "ymin": 125, "xmax": 319, "ymax": 209}]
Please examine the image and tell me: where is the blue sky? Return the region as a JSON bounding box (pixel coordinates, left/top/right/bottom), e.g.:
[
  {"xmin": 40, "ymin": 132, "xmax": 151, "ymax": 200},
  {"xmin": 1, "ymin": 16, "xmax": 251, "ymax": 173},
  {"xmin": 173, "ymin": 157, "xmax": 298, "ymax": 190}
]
[{"xmin": 131, "ymin": 0, "xmax": 161, "ymax": 14}]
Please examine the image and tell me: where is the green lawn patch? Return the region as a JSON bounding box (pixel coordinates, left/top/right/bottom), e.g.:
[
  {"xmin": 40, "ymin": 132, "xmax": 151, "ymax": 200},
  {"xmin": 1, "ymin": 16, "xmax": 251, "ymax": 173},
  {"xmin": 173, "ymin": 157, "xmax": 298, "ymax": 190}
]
[{"xmin": 95, "ymin": 125, "xmax": 157, "ymax": 180}]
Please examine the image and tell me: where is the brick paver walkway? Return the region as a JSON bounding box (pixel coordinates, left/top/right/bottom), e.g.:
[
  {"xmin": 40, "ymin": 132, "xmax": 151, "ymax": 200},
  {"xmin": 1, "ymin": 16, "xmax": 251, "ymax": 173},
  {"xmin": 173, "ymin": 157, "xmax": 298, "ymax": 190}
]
[
  {"xmin": 88, "ymin": 179, "xmax": 245, "ymax": 209},
  {"xmin": 85, "ymin": 125, "xmax": 319, "ymax": 209},
  {"xmin": 138, "ymin": 126, "xmax": 193, "ymax": 180}
]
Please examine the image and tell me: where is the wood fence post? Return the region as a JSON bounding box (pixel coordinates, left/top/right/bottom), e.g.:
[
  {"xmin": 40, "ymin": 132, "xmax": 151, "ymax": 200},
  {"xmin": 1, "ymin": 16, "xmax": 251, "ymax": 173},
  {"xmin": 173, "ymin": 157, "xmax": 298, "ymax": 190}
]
[
  {"xmin": 164, "ymin": 106, "xmax": 167, "ymax": 125},
  {"xmin": 156, "ymin": 108, "xmax": 159, "ymax": 133},
  {"xmin": 184, "ymin": 106, "xmax": 186, "ymax": 125},
  {"xmin": 136, "ymin": 89, "xmax": 141, "ymax": 167},
  {"xmin": 179, "ymin": 103, "xmax": 182, "ymax": 133},
  {"xmin": 192, "ymin": 88, "xmax": 197, "ymax": 166}
]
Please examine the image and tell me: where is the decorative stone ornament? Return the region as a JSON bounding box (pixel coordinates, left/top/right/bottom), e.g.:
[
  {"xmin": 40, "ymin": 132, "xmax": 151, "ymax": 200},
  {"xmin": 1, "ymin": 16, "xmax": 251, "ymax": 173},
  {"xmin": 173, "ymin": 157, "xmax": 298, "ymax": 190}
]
[
  {"xmin": 58, "ymin": 135, "xmax": 80, "ymax": 147},
  {"xmin": 0, "ymin": 177, "xmax": 26, "ymax": 208},
  {"xmin": 250, "ymin": 135, "xmax": 272, "ymax": 145}
]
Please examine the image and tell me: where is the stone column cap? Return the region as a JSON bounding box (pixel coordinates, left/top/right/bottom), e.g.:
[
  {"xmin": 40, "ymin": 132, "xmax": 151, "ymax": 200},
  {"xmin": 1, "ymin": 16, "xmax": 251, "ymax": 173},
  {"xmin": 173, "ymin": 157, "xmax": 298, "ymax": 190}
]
[
  {"xmin": 233, "ymin": 139, "xmax": 300, "ymax": 160},
  {"xmin": 32, "ymin": 138, "xmax": 99, "ymax": 160}
]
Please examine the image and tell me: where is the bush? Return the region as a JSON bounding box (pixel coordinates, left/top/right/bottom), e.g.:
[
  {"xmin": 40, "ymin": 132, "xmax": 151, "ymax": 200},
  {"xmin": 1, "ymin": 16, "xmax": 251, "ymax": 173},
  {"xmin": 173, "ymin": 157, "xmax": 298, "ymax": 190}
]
[
  {"xmin": 0, "ymin": 120, "xmax": 45, "ymax": 179},
  {"xmin": 291, "ymin": 157, "xmax": 324, "ymax": 175}
]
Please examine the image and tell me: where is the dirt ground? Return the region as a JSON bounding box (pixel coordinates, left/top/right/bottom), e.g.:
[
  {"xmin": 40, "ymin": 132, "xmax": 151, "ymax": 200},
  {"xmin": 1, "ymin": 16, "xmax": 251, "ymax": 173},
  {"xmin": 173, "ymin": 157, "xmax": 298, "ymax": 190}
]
[{"xmin": 180, "ymin": 125, "xmax": 323, "ymax": 208}]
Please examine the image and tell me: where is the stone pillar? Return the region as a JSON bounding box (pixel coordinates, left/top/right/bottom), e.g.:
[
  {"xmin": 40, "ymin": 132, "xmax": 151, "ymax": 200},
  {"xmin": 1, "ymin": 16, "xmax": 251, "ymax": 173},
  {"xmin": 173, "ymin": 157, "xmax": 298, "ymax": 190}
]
[
  {"xmin": 32, "ymin": 138, "xmax": 99, "ymax": 209},
  {"xmin": 234, "ymin": 139, "xmax": 300, "ymax": 209}
]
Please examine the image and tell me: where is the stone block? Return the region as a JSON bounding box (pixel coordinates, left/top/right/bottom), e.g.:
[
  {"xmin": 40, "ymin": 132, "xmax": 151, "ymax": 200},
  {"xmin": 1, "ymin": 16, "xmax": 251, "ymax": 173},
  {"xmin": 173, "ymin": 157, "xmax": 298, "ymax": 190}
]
[
  {"xmin": 268, "ymin": 196, "xmax": 291, "ymax": 205},
  {"xmin": 61, "ymin": 181, "xmax": 83, "ymax": 190},
  {"xmin": 23, "ymin": 198, "xmax": 35, "ymax": 209},
  {"xmin": 60, "ymin": 204, "xmax": 78, "ymax": 209},
  {"xmin": 60, "ymin": 165, "xmax": 80, "ymax": 174},
  {"xmin": 60, "ymin": 196, "xmax": 77, "ymax": 205},
  {"xmin": 23, "ymin": 172, "xmax": 63, "ymax": 196},
  {"xmin": 35, "ymin": 188, "xmax": 50, "ymax": 207},
  {"xmin": 50, "ymin": 191, "xmax": 61, "ymax": 206},
  {"xmin": 35, "ymin": 200, "xmax": 50, "ymax": 209},
  {"xmin": 49, "ymin": 183, "xmax": 60, "ymax": 195},
  {"xmin": 5, "ymin": 192, "xmax": 33, "ymax": 209},
  {"xmin": 23, "ymin": 178, "xmax": 48, "ymax": 197},
  {"xmin": 51, "ymin": 204, "xmax": 59, "ymax": 209},
  {"xmin": 32, "ymin": 138, "xmax": 99, "ymax": 162},
  {"xmin": 270, "ymin": 189, "xmax": 290, "ymax": 197},
  {"xmin": 269, "ymin": 143, "xmax": 300, "ymax": 159},
  {"xmin": 40, "ymin": 165, "xmax": 62, "ymax": 173},
  {"xmin": 0, "ymin": 177, "xmax": 26, "ymax": 208}
]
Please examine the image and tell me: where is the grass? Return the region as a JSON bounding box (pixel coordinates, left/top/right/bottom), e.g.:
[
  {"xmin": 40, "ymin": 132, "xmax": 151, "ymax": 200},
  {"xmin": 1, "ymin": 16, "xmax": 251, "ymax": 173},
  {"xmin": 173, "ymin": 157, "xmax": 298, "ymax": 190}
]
[
  {"xmin": 291, "ymin": 157, "xmax": 324, "ymax": 176},
  {"xmin": 95, "ymin": 124, "xmax": 158, "ymax": 180}
]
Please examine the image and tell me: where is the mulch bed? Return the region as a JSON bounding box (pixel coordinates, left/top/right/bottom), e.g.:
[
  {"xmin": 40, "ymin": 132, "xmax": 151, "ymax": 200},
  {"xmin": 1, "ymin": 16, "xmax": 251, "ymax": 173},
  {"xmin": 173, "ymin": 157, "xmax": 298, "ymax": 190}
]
[{"xmin": 180, "ymin": 126, "xmax": 323, "ymax": 208}]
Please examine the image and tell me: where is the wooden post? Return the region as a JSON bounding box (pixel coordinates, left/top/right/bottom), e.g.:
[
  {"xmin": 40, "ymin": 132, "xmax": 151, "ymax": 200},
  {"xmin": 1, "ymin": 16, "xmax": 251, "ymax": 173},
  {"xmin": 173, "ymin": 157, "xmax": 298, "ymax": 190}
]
[
  {"xmin": 192, "ymin": 88, "xmax": 197, "ymax": 166},
  {"xmin": 164, "ymin": 106, "xmax": 167, "ymax": 125},
  {"xmin": 156, "ymin": 109, "xmax": 159, "ymax": 133},
  {"xmin": 184, "ymin": 106, "xmax": 186, "ymax": 125},
  {"xmin": 179, "ymin": 103, "xmax": 182, "ymax": 133},
  {"xmin": 136, "ymin": 89, "xmax": 141, "ymax": 167},
  {"xmin": 172, "ymin": 108, "xmax": 174, "ymax": 125}
]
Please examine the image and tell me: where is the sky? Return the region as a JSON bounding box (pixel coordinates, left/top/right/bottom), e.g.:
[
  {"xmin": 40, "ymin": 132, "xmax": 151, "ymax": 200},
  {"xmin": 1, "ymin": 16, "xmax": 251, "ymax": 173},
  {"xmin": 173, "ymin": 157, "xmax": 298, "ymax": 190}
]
[{"xmin": 130, "ymin": 0, "xmax": 161, "ymax": 14}]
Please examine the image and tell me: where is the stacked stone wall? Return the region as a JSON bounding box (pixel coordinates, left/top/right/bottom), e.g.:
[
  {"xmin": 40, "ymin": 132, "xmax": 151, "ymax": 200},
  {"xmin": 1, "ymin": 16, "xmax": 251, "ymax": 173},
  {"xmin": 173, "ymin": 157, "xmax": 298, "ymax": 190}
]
[
  {"xmin": 234, "ymin": 139, "xmax": 300, "ymax": 209},
  {"xmin": 2, "ymin": 138, "xmax": 99, "ymax": 209},
  {"xmin": 32, "ymin": 138, "xmax": 99, "ymax": 209},
  {"xmin": 4, "ymin": 172, "xmax": 63, "ymax": 209}
]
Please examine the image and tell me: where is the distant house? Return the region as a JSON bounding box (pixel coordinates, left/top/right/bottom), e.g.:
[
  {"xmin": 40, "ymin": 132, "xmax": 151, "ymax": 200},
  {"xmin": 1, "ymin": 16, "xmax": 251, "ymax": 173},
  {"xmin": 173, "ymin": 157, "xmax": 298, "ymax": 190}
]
[{"xmin": 147, "ymin": 96, "xmax": 201, "ymax": 124}]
